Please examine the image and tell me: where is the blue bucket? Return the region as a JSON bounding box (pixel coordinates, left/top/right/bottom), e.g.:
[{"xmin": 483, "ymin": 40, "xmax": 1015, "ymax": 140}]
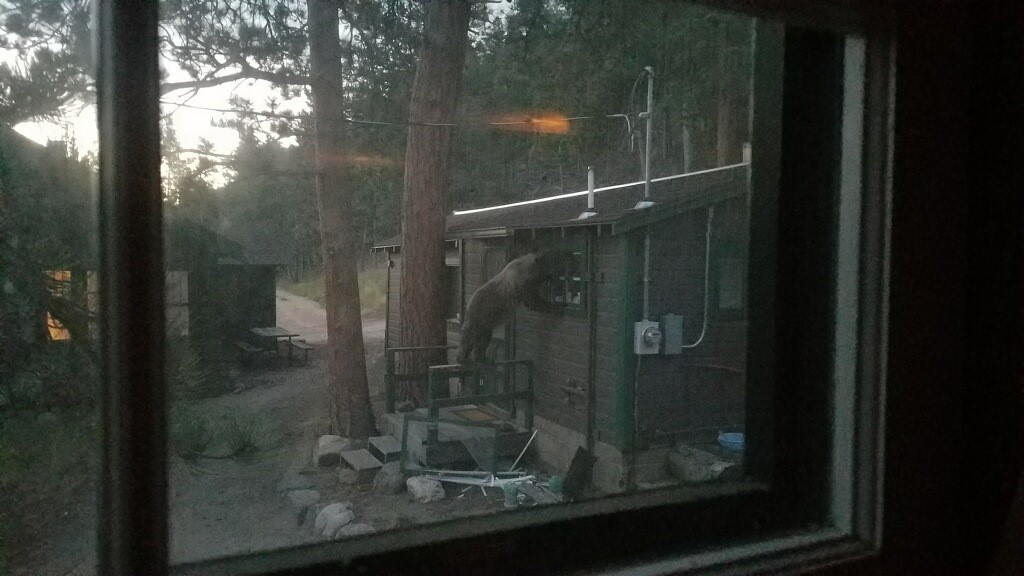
[{"xmin": 717, "ymin": 432, "xmax": 745, "ymax": 453}]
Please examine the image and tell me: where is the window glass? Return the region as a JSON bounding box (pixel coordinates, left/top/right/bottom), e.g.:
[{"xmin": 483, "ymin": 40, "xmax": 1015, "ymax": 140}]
[
  {"xmin": 158, "ymin": 2, "xmax": 766, "ymax": 563},
  {"xmin": 0, "ymin": 0, "xmax": 99, "ymax": 571},
  {"xmin": 144, "ymin": 0, "xmax": 877, "ymax": 570}
]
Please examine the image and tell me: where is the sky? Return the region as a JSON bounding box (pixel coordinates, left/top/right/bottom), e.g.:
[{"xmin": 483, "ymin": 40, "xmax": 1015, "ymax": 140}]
[
  {"xmin": 15, "ymin": 68, "xmax": 299, "ymax": 161},
  {"xmin": 9, "ymin": 0, "xmax": 515, "ymax": 167}
]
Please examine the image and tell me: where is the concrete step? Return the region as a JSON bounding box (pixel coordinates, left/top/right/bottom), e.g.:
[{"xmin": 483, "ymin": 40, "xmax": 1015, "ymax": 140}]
[
  {"xmin": 368, "ymin": 435, "xmax": 402, "ymax": 464},
  {"xmin": 339, "ymin": 449, "xmax": 383, "ymax": 483}
]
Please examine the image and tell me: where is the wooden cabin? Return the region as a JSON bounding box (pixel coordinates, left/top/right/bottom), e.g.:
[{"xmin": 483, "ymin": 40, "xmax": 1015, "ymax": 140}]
[
  {"xmin": 165, "ymin": 215, "xmax": 289, "ymax": 344},
  {"xmin": 374, "ymin": 163, "xmax": 750, "ymax": 493}
]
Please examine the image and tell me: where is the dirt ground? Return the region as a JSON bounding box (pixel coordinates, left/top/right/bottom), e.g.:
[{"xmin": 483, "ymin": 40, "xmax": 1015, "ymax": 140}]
[{"xmin": 25, "ymin": 289, "xmax": 506, "ymax": 575}]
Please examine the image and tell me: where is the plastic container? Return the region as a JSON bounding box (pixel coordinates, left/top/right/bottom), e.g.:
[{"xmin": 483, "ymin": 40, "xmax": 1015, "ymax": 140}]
[{"xmin": 717, "ymin": 432, "xmax": 745, "ymax": 453}]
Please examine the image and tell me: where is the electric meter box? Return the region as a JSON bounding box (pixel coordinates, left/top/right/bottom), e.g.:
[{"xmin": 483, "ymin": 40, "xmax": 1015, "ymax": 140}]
[
  {"xmin": 634, "ymin": 321, "xmax": 662, "ymax": 355},
  {"xmin": 661, "ymin": 314, "xmax": 684, "ymax": 355}
]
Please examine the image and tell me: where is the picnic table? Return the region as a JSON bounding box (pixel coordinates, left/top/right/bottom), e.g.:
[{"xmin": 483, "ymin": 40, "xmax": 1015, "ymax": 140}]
[{"xmin": 250, "ymin": 326, "xmax": 300, "ymax": 362}]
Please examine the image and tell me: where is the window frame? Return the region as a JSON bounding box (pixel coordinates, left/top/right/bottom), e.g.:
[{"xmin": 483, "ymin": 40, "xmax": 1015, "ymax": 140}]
[{"xmin": 93, "ymin": 4, "xmax": 907, "ymax": 576}]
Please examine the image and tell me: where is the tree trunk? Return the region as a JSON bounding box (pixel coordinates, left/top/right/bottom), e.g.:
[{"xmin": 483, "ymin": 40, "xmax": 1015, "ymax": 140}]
[
  {"xmin": 398, "ymin": 0, "xmax": 472, "ymax": 406},
  {"xmin": 308, "ymin": 0, "xmax": 374, "ymax": 438}
]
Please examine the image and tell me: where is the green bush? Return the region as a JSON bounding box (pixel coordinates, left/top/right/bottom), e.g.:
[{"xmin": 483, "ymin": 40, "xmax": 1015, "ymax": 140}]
[
  {"xmin": 167, "ymin": 338, "xmax": 232, "ymax": 399},
  {"xmin": 1, "ymin": 344, "xmax": 97, "ymax": 410}
]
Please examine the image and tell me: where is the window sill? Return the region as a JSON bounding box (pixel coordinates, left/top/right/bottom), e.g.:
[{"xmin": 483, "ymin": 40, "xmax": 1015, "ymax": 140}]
[{"xmin": 171, "ymin": 479, "xmax": 803, "ymax": 576}]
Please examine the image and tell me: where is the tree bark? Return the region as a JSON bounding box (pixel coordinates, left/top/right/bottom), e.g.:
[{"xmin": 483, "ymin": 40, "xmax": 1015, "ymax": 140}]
[
  {"xmin": 398, "ymin": 0, "xmax": 472, "ymax": 406},
  {"xmin": 308, "ymin": 0, "xmax": 374, "ymax": 438}
]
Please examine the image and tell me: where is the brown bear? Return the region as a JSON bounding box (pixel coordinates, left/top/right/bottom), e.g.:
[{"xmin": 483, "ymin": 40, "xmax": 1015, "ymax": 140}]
[{"xmin": 456, "ymin": 251, "xmax": 563, "ymax": 365}]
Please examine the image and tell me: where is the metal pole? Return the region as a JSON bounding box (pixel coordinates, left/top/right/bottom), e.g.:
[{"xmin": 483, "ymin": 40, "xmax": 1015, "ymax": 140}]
[
  {"xmin": 644, "ymin": 66, "xmax": 654, "ymax": 201},
  {"xmin": 587, "ymin": 166, "xmax": 595, "ymax": 210}
]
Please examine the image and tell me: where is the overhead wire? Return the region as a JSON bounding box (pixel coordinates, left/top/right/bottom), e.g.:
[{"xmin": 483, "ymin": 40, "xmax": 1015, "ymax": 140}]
[{"xmin": 157, "ymin": 100, "xmax": 642, "ymax": 129}]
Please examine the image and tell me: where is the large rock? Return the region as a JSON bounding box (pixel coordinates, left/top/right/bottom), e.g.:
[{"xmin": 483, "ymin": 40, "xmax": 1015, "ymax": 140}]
[
  {"xmin": 373, "ymin": 462, "xmax": 405, "ymax": 495},
  {"xmin": 407, "ymin": 476, "xmax": 445, "ymax": 503},
  {"xmin": 320, "ymin": 508, "xmax": 356, "ymax": 538},
  {"xmin": 336, "ymin": 523, "xmax": 376, "ymax": 538},
  {"xmin": 313, "ymin": 435, "xmax": 354, "ymax": 467},
  {"xmin": 667, "ymin": 445, "xmax": 741, "ymax": 484},
  {"xmin": 304, "ymin": 502, "xmax": 328, "ymax": 528},
  {"xmin": 285, "ymin": 489, "xmax": 320, "ymax": 522},
  {"xmin": 314, "ymin": 502, "xmax": 353, "ymax": 533}
]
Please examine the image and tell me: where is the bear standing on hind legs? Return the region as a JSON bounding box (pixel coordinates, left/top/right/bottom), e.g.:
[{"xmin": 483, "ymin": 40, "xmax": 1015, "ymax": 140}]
[{"xmin": 456, "ymin": 251, "xmax": 563, "ymax": 365}]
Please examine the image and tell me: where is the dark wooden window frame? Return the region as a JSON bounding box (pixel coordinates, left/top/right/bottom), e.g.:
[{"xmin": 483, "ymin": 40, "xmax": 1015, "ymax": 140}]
[{"xmin": 95, "ymin": 2, "xmax": 1024, "ymax": 576}]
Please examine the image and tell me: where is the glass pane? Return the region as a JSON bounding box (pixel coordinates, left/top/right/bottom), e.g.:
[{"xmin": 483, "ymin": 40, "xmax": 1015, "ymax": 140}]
[
  {"xmin": 0, "ymin": 0, "xmax": 99, "ymax": 572},
  {"xmin": 154, "ymin": 0, "xmax": 871, "ymax": 566}
]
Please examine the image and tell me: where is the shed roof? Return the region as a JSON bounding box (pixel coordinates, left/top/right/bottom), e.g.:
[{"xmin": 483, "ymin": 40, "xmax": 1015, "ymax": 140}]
[{"xmin": 373, "ymin": 162, "xmax": 749, "ymax": 251}]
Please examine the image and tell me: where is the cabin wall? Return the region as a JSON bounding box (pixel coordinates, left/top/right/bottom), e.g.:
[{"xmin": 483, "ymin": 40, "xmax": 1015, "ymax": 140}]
[
  {"xmin": 632, "ymin": 196, "xmax": 749, "ymax": 445},
  {"xmin": 592, "ymin": 236, "xmax": 629, "ymax": 449},
  {"xmin": 512, "ymin": 230, "xmax": 591, "ymax": 435}
]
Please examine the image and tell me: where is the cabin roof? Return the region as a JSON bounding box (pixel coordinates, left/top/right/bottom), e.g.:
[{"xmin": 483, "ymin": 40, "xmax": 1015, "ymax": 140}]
[{"xmin": 373, "ymin": 163, "xmax": 748, "ymax": 252}]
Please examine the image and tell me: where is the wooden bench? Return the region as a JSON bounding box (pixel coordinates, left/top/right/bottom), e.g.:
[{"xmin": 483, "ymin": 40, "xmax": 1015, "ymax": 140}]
[
  {"xmin": 236, "ymin": 340, "xmax": 266, "ymax": 366},
  {"xmin": 290, "ymin": 339, "xmax": 313, "ymax": 365}
]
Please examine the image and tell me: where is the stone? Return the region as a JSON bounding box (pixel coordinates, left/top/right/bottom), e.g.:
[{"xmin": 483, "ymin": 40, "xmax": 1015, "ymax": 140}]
[
  {"xmin": 314, "ymin": 502, "xmax": 353, "ymax": 533},
  {"xmin": 313, "ymin": 435, "xmax": 353, "ymax": 467},
  {"xmin": 406, "ymin": 476, "xmax": 445, "ymax": 503},
  {"xmin": 372, "ymin": 461, "xmax": 405, "ymax": 495},
  {"xmin": 304, "ymin": 502, "xmax": 328, "ymax": 528},
  {"xmin": 667, "ymin": 445, "xmax": 741, "ymax": 484},
  {"xmin": 285, "ymin": 489, "xmax": 320, "ymax": 522},
  {"xmin": 368, "ymin": 435, "xmax": 402, "ymax": 464},
  {"xmin": 276, "ymin": 473, "xmax": 316, "ymax": 495},
  {"xmin": 321, "ymin": 508, "xmax": 356, "ymax": 538},
  {"xmin": 339, "ymin": 448, "xmax": 383, "ymax": 483},
  {"xmin": 338, "ymin": 468, "xmax": 360, "ymax": 485},
  {"xmin": 335, "ymin": 523, "xmax": 376, "ymax": 538}
]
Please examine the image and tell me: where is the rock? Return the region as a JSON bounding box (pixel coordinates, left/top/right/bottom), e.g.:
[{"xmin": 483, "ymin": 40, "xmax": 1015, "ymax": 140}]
[
  {"xmin": 336, "ymin": 523, "xmax": 376, "ymax": 538},
  {"xmin": 313, "ymin": 435, "xmax": 353, "ymax": 467},
  {"xmin": 285, "ymin": 489, "xmax": 320, "ymax": 521},
  {"xmin": 373, "ymin": 462, "xmax": 405, "ymax": 495},
  {"xmin": 276, "ymin": 473, "xmax": 316, "ymax": 495},
  {"xmin": 395, "ymin": 400, "xmax": 415, "ymax": 413},
  {"xmin": 321, "ymin": 508, "xmax": 356, "ymax": 538},
  {"xmin": 667, "ymin": 445, "xmax": 741, "ymax": 484},
  {"xmin": 314, "ymin": 502, "xmax": 353, "ymax": 533},
  {"xmin": 406, "ymin": 476, "xmax": 445, "ymax": 503},
  {"xmin": 303, "ymin": 502, "xmax": 328, "ymax": 528},
  {"xmin": 36, "ymin": 412, "xmax": 58, "ymax": 424},
  {"xmin": 338, "ymin": 467, "xmax": 360, "ymax": 485}
]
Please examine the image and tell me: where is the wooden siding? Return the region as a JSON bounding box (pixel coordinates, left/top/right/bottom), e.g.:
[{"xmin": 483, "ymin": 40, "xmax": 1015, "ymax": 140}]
[
  {"xmin": 511, "ymin": 230, "xmax": 593, "ymax": 434},
  {"xmin": 592, "ymin": 236, "xmax": 629, "ymax": 448},
  {"xmin": 632, "ymin": 196, "xmax": 749, "ymax": 443}
]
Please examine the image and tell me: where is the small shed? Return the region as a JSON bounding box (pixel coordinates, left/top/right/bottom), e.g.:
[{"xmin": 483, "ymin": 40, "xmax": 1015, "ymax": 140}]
[
  {"xmin": 374, "ymin": 163, "xmax": 750, "ymax": 492},
  {"xmin": 165, "ymin": 213, "xmax": 291, "ymax": 344}
]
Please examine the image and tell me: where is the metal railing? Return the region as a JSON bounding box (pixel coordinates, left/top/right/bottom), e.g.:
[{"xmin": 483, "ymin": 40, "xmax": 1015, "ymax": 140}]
[
  {"xmin": 384, "ymin": 345, "xmax": 457, "ymax": 412},
  {"xmin": 426, "ymin": 359, "xmax": 535, "ymax": 431}
]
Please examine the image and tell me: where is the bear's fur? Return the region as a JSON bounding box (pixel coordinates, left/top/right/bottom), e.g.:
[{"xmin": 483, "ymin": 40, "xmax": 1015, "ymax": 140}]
[{"xmin": 456, "ymin": 251, "xmax": 562, "ymax": 364}]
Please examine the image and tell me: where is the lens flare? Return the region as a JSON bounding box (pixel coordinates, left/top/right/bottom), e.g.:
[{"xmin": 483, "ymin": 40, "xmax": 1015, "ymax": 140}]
[{"xmin": 487, "ymin": 112, "xmax": 570, "ymax": 135}]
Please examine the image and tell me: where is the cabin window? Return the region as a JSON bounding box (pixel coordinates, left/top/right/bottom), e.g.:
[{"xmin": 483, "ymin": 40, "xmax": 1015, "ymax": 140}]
[
  {"xmin": 44, "ymin": 270, "xmax": 72, "ymax": 340},
  {"xmin": 549, "ymin": 249, "xmax": 586, "ymax": 311},
  {"xmin": 712, "ymin": 239, "xmax": 746, "ymax": 317}
]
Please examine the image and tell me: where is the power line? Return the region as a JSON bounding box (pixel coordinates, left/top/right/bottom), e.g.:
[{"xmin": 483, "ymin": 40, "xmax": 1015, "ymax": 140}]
[{"xmin": 158, "ymin": 100, "xmax": 640, "ymax": 129}]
